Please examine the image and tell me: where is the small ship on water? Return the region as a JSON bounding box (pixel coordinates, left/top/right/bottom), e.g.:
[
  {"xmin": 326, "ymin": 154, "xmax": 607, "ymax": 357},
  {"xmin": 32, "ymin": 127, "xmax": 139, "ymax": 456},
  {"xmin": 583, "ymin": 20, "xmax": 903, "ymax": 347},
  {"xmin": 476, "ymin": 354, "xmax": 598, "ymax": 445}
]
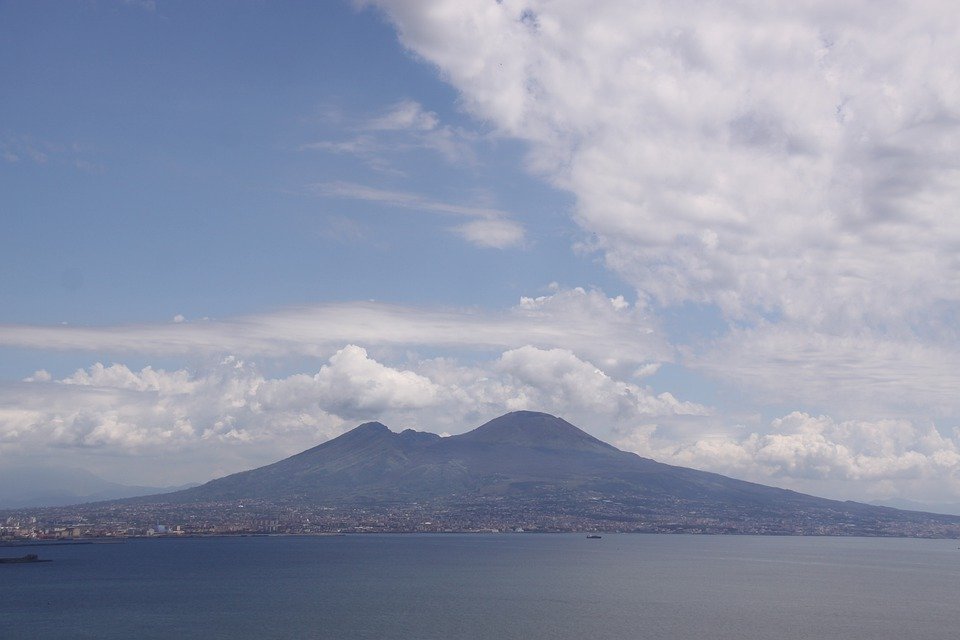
[{"xmin": 0, "ymin": 554, "xmax": 51, "ymax": 564}]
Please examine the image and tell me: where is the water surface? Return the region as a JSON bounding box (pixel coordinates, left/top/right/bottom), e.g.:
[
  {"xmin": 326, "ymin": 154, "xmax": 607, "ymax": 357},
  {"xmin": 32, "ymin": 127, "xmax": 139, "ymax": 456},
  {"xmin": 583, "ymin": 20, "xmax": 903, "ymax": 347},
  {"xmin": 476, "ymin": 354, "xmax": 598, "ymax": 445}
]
[{"xmin": 2, "ymin": 534, "xmax": 958, "ymax": 639}]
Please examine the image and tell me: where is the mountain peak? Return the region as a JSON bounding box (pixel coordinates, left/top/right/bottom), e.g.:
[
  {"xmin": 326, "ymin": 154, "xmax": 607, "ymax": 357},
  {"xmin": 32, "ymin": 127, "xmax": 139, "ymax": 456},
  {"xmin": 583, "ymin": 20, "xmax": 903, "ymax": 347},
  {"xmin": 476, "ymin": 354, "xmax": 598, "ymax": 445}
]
[
  {"xmin": 454, "ymin": 411, "xmax": 616, "ymax": 453},
  {"xmin": 352, "ymin": 421, "xmax": 391, "ymax": 434},
  {"xmin": 329, "ymin": 421, "xmax": 394, "ymax": 445}
]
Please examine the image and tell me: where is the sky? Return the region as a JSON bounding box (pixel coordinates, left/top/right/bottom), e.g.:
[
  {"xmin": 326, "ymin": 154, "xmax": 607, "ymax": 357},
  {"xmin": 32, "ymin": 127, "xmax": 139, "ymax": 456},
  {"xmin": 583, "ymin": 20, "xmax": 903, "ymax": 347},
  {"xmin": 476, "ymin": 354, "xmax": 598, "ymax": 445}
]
[{"xmin": 2, "ymin": 0, "xmax": 959, "ymax": 509}]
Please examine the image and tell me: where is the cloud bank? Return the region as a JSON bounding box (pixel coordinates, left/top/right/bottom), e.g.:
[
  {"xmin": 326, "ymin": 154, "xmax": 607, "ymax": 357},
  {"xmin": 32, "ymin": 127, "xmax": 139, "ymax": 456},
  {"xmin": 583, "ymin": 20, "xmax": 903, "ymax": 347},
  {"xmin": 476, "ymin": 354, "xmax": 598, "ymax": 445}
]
[
  {"xmin": 0, "ymin": 343, "xmax": 702, "ymax": 485},
  {"xmin": 618, "ymin": 411, "xmax": 960, "ymax": 504},
  {"xmin": 372, "ymin": 0, "xmax": 960, "ymax": 326},
  {"xmin": 365, "ymin": 0, "xmax": 960, "ymax": 431},
  {"xmin": 6, "ymin": 340, "xmax": 957, "ymax": 505}
]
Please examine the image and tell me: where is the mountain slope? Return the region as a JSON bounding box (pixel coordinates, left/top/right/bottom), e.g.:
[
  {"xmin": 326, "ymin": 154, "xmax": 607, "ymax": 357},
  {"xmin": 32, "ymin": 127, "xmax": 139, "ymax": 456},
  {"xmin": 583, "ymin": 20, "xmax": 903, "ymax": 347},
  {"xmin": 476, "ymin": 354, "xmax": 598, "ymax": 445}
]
[{"xmin": 136, "ymin": 411, "xmax": 960, "ymax": 536}]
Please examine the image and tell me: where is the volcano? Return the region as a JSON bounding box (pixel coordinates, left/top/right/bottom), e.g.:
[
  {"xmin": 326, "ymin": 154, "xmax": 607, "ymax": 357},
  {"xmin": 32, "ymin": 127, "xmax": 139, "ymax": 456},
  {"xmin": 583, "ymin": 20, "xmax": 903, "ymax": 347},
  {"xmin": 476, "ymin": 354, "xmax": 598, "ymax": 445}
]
[{"xmin": 132, "ymin": 411, "xmax": 960, "ymax": 536}]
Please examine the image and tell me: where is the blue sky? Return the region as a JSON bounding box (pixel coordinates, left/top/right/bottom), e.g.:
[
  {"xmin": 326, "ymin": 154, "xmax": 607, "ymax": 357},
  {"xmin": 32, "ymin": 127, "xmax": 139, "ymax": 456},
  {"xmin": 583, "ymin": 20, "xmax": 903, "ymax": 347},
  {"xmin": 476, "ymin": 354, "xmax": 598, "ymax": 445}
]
[
  {"xmin": 2, "ymin": 0, "xmax": 960, "ymax": 509},
  {"xmin": 1, "ymin": 1, "xmax": 611, "ymax": 326}
]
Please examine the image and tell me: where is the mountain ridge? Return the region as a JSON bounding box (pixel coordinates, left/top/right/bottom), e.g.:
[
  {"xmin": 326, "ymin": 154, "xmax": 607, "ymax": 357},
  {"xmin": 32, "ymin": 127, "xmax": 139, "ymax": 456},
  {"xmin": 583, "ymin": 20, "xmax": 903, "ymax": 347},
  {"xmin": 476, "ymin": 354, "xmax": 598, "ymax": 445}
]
[{"xmin": 115, "ymin": 410, "xmax": 960, "ymax": 538}]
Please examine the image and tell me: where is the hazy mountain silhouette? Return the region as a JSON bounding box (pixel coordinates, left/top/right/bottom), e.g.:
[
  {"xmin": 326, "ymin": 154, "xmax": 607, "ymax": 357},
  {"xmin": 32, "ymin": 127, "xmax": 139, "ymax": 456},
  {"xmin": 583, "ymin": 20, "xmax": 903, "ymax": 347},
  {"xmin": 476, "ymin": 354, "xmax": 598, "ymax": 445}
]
[{"xmin": 0, "ymin": 466, "xmax": 196, "ymax": 508}]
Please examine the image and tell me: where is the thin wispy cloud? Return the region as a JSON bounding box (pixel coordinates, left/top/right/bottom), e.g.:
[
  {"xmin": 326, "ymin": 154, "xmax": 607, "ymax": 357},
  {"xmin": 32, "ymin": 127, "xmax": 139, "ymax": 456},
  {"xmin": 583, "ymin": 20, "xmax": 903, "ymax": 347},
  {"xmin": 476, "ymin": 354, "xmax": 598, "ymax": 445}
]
[
  {"xmin": 0, "ymin": 288, "xmax": 665, "ymax": 367},
  {"xmin": 302, "ymin": 100, "xmax": 479, "ymax": 167},
  {"xmin": 364, "ymin": 99, "xmax": 439, "ymax": 132},
  {"xmin": 311, "ymin": 181, "xmax": 506, "ymax": 218},
  {"xmin": 1, "ymin": 133, "xmax": 102, "ymax": 170},
  {"xmin": 311, "ymin": 181, "xmax": 525, "ymax": 248},
  {"xmin": 1, "ymin": 135, "xmax": 49, "ymax": 164}
]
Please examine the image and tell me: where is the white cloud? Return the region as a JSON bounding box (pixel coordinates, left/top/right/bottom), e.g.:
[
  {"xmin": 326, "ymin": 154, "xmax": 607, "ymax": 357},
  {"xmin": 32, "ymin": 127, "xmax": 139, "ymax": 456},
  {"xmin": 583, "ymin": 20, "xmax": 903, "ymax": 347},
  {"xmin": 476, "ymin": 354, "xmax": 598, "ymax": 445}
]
[
  {"xmin": 0, "ymin": 134, "xmax": 103, "ymax": 169},
  {"xmin": 454, "ymin": 218, "xmax": 525, "ymax": 248},
  {"xmin": 365, "ymin": 0, "xmax": 960, "ymax": 428},
  {"xmin": 0, "ymin": 287, "xmax": 667, "ymax": 371},
  {"xmin": 0, "ymin": 349, "xmax": 435, "ymax": 478},
  {"xmin": 121, "ymin": 0, "xmax": 156, "ymax": 11},
  {"xmin": 311, "ymin": 181, "xmax": 525, "ymax": 248},
  {"xmin": 0, "ymin": 341, "xmax": 696, "ymax": 484},
  {"xmin": 411, "ymin": 345, "xmax": 709, "ymax": 435},
  {"xmin": 310, "ymin": 345, "xmax": 440, "ymax": 418},
  {"xmin": 494, "ymin": 345, "xmax": 707, "ymax": 418},
  {"xmin": 6, "ymin": 342, "xmax": 960, "ymax": 505},
  {"xmin": 23, "ymin": 370, "xmax": 51, "ymax": 383},
  {"xmin": 302, "ymin": 99, "xmax": 478, "ymax": 167},
  {"xmin": 371, "ymin": 0, "xmax": 960, "ymax": 326},
  {"xmin": 617, "ymin": 411, "xmax": 960, "ymax": 503},
  {"xmin": 366, "ymin": 99, "xmax": 440, "ymax": 132},
  {"xmin": 303, "ymin": 96, "xmax": 529, "ymax": 249},
  {"xmin": 61, "ymin": 363, "xmax": 203, "ymax": 397},
  {"xmin": 312, "ymin": 181, "xmax": 512, "ymax": 219},
  {"xmin": 0, "ymin": 136, "xmax": 48, "ymax": 164},
  {"xmin": 692, "ymin": 324, "xmax": 960, "ymax": 419}
]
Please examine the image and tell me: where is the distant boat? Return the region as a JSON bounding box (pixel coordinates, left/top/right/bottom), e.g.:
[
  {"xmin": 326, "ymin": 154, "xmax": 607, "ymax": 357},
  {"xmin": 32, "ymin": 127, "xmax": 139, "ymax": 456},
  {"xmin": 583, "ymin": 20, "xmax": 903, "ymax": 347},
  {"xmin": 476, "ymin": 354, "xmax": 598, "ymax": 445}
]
[
  {"xmin": 586, "ymin": 535, "xmax": 602, "ymax": 539},
  {"xmin": 0, "ymin": 554, "xmax": 51, "ymax": 564}
]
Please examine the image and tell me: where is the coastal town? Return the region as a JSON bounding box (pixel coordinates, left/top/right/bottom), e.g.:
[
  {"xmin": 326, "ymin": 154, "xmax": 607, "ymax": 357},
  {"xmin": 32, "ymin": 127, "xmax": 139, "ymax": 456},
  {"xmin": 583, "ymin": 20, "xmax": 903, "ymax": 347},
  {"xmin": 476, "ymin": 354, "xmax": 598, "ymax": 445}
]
[{"xmin": 5, "ymin": 494, "xmax": 960, "ymax": 541}]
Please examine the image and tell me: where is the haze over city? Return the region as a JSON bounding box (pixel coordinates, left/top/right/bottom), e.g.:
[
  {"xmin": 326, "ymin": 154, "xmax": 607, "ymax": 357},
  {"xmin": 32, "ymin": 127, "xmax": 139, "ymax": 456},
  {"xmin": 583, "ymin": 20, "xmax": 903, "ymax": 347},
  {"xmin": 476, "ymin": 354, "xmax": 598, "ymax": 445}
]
[{"xmin": 2, "ymin": 0, "xmax": 959, "ymax": 512}]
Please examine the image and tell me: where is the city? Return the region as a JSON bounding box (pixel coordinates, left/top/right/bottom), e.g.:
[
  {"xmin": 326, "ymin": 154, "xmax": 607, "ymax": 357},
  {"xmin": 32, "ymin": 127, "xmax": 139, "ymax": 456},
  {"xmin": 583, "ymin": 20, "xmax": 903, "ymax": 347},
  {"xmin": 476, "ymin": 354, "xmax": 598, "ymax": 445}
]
[{"xmin": 5, "ymin": 493, "xmax": 960, "ymax": 541}]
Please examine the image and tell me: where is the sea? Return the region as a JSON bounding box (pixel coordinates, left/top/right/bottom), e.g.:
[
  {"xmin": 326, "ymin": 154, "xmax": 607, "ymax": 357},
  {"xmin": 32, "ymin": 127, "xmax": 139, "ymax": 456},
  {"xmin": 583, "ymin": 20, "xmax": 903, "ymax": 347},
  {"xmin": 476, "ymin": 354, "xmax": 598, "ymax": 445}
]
[{"xmin": 2, "ymin": 534, "xmax": 958, "ymax": 639}]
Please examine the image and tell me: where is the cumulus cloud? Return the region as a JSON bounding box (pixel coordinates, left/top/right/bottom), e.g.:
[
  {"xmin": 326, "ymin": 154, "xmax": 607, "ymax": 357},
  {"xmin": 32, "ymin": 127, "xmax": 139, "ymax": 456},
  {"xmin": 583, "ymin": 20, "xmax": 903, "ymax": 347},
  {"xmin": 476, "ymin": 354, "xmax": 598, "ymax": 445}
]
[
  {"xmin": 62, "ymin": 362, "xmax": 198, "ymax": 395},
  {"xmin": 617, "ymin": 411, "xmax": 960, "ymax": 503},
  {"xmin": 309, "ymin": 345, "xmax": 440, "ymax": 418},
  {"xmin": 29, "ymin": 347, "xmax": 439, "ymax": 446},
  {"xmin": 367, "ymin": 0, "xmax": 960, "ymax": 423},
  {"xmin": 5, "ymin": 341, "xmax": 960, "ymax": 504},
  {"xmin": 23, "ymin": 370, "xmax": 51, "ymax": 383},
  {"xmin": 0, "ymin": 348, "xmax": 439, "ymax": 479},
  {"xmin": 371, "ymin": 0, "xmax": 960, "ymax": 326},
  {"xmin": 494, "ymin": 345, "xmax": 706, "ymax": 418},
  {"xmin": 0, "ymin": 341, "xmax": 702, "ymax": 483},
  {"xmin": 2, "ymin": 358, "xmax": 315, "ymax": 453},
  {"xmin": 408, "ymin": 345, "xmax": 709, "ymax": 436}
]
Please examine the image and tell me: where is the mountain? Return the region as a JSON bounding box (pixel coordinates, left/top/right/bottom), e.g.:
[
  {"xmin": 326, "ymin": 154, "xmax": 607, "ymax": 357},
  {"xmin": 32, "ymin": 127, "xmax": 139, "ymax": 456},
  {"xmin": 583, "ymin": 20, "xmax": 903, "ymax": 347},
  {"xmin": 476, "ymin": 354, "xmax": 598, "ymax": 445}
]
[
  {"xmin": 149, "ymin": 411, "xmax": 662, "ymax": 504},
  {"xmin": 0, "ymin": 466, "xmax": 196, "ymax": 509},
  {"xmin": 131, "ymin": 411, "xmax": 960, "ymax": 536}
]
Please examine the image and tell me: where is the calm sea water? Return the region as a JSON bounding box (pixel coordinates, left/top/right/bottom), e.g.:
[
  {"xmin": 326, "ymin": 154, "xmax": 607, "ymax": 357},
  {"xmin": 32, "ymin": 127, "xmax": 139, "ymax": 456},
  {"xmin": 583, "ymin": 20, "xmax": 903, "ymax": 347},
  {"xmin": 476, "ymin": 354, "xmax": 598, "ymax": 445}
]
[{"xmin": 2, "ymin": 534, "xmax": 959, "ymax": 639}]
